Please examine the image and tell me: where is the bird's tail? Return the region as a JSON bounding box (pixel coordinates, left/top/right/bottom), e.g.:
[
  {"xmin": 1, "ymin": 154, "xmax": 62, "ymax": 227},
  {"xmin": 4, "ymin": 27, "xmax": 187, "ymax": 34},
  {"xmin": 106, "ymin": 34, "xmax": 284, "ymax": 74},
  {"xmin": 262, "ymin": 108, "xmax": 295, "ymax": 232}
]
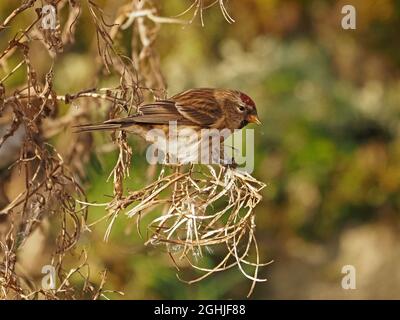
[
  {"xmin": 73, "ymin": 122, "xmax": 123, "ymax": 133},
  {"xmin": 74, "ymin": 118, "xmax": 134, "ymax": 133}
]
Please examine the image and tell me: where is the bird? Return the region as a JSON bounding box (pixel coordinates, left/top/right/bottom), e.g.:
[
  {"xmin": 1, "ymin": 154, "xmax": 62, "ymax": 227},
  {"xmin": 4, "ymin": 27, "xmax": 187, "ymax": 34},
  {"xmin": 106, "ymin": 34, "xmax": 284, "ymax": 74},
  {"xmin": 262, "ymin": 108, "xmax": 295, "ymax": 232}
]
[{"xmin": 75, "ymin": 88, "xmax": 261, "ymax": 165}]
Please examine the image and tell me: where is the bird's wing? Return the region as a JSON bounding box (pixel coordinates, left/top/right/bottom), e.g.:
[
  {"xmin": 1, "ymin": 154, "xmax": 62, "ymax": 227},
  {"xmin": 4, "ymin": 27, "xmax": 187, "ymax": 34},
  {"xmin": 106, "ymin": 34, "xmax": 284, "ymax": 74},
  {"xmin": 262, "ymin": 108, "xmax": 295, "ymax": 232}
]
[
  {"xmin": 171, "ymin": 89, "xmax": 223, "ymax": 126},
  {"xmin": 132, "ymin": 100, "xmax": 190, "ymax": 124},
  {"xmin": 118, "ymin": 90, "xmax": 223, "ymax": 127}
]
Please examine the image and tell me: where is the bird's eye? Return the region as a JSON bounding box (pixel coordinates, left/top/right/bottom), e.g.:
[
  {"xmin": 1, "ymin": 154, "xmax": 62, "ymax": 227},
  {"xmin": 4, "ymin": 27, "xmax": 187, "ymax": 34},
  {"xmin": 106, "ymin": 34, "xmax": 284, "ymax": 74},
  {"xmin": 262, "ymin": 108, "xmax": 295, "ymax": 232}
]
[{"xmin": 237, "ymin": 105, "xmax": 246, "ymax": 112}]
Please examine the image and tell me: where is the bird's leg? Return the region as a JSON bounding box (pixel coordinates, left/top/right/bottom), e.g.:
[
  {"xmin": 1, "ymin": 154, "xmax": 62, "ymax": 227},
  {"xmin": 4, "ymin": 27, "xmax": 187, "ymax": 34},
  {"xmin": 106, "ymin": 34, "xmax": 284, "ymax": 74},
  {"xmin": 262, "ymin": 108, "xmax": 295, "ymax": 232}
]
[
  {"xmin": 221, "ymin": 157, "xmax": 238, "ymax": 169},
  {"xmin": 219, "ymin": 145, "xmax": 237, "ymax": 169}
]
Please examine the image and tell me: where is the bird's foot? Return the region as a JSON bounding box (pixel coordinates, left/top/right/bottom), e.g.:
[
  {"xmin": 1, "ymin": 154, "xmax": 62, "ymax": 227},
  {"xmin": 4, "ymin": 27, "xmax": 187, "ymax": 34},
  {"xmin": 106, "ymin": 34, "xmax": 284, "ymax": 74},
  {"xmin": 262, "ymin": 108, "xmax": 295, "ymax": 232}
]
[{"xmin": 221, "ymin": 157, "xmax": 238, "ymax": 170}]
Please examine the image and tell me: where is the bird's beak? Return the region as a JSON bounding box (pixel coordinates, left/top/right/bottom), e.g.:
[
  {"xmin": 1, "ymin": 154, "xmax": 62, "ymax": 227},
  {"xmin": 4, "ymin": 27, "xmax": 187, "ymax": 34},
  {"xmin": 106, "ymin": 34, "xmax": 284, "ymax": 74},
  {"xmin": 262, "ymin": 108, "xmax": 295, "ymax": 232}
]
[{"xmin": 247, "ymin": 114, "xmax": 262, "ymax": 125}]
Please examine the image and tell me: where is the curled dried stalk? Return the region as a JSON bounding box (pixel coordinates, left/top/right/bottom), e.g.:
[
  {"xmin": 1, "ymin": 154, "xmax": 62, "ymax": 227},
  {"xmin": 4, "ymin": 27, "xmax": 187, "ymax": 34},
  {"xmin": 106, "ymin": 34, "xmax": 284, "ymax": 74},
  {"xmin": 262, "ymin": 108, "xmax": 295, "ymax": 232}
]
[
  {"xmin": 0, "ymin": 0, "xmax": 108, "ymax": 300},
  {"xmin": 90, "ymin": 164, "xmax": 270, "ymax": 296},
  {"xmin": 174, "ymin": 0, "xmax": 235, "ymax": 26}
]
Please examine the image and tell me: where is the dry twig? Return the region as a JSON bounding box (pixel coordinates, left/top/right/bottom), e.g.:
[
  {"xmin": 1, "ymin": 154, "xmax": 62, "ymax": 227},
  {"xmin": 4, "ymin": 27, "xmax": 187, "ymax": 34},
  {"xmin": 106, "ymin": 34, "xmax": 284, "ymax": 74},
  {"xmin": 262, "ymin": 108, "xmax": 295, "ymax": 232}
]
[{"xmin": 0, "ymin": 0, "xmax": 266, "ymax": 300}]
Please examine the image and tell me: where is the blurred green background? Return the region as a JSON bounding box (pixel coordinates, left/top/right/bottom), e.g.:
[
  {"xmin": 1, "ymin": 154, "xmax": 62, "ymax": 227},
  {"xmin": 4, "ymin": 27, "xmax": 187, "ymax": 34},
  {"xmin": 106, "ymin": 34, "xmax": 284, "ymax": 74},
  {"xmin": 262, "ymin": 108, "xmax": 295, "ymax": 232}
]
[{"xmin": 1, "ymin": 0, "xmax": 400, "ymax": 299}]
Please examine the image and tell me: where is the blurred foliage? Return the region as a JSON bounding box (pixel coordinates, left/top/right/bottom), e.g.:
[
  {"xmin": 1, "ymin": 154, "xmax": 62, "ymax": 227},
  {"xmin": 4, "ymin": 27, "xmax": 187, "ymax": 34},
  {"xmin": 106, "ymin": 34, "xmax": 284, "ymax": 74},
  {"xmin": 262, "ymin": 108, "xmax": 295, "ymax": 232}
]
[{"xmin": 1, "ymin": 0, "xmax": 400, "ymax": 299}]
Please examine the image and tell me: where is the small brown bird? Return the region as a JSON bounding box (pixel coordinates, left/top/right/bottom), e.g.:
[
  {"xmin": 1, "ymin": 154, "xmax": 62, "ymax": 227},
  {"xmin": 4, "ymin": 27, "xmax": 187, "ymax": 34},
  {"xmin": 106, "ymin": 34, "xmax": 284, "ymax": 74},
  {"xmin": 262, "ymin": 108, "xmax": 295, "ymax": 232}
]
[
  {"xmin": 76, "ymin": 88, "xmax": 260, "ymax": 164},
  {"xmin": 77, "ymin": 88, "xmax": 260, "ymax": 132}
]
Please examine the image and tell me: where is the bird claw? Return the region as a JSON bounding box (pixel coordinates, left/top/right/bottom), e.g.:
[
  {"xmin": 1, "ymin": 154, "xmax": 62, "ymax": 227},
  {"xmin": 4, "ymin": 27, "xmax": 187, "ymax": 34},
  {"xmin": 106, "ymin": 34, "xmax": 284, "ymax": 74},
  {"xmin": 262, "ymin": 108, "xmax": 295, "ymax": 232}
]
[{"xmin": 221, "ymin": 157, "xmax": 238, "ymax": 170}]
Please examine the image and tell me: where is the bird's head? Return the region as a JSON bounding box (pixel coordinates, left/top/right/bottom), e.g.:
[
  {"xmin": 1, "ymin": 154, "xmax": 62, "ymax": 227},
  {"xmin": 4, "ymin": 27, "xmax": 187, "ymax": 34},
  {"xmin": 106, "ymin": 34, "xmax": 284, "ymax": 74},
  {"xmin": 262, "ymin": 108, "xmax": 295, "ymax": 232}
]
[{"xmin": 232, "ymin": 91, "xmax": 261, "ymax": 129}]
